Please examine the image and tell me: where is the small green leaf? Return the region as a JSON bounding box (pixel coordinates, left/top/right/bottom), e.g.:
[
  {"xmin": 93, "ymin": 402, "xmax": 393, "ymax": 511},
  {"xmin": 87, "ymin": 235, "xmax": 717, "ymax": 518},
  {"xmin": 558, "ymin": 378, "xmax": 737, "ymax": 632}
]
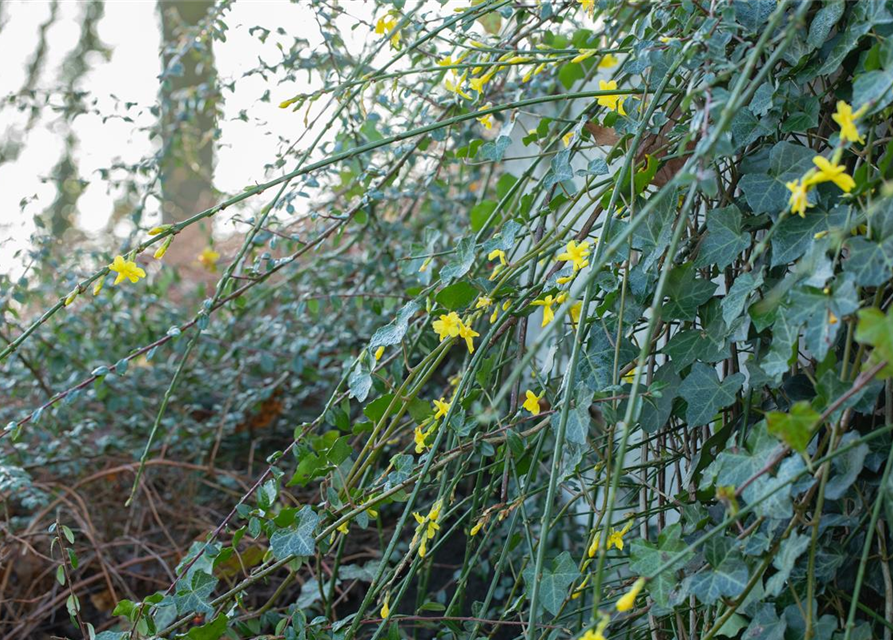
[
  {"xmin": 185, "ymin": 614, "xmax": 228, "ymax": 640},
  {"xmin": 678, "ymin": 364, "xmax": 744, "ymax": 427},
  {"xmin": 855, "ymin": 307, "xmax": 893, "ymax": 376},
  {"xmin": 435, "ymin": 282, "xmax": 478, "ymax": 311},
  {"xmin": 270, "ymin": 505, "xmax": 319, "ymax": 560},
  {"xmin": 766, "ymin": 401, "xmax": 819, "ymax": 452},
  {"xmin": 522, "ymin": 551, "xmax": 578, "ymax": 617}
]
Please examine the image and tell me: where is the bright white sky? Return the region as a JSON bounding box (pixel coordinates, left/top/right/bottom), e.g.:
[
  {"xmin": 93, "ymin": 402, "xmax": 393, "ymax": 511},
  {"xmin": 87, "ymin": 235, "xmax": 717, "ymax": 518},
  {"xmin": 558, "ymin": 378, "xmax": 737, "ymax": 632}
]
[{"xmin": 0, "ymin": 0, "xmax": 440, "ymax": 275}]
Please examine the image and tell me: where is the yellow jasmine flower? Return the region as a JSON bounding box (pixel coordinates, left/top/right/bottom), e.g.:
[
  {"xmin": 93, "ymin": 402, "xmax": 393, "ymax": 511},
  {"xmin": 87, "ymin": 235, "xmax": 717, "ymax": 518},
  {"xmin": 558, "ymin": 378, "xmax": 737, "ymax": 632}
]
[
  {"xmin": 571, "ymin": 49, "xmax": 598, "ymax": 64},
  {"xmin": 587, "ymin": 531, "xmax": 601, "ymax": 558},
  {"xmin": 147, "ymin": 224, "xmax": 171, "ymax": 236},
  {"xmin": 572, "ymin": 574, "xmax": 590, "ymax": 599},
  {"xmin": 786, "ymin": 179, "xmax": 813, "ymax": 218},
  {"xmin": 469, "ymin": 70, "xmax": 496, "ymax": 94},
  {"xmin": 808, "ymin": 156, "xmax": 855, "ymax": 193},
  {"xmin": 488, "ymin": 248, "xmax": 507, "ymax": 265},
  {"xmin": 569, "ymin": 301, "xmax": 582, "ymax": 327},
  {"xmin": 109, "ymin": 255, "xmax": 146, "ymax": 285},
  {"xmin": 615, "ymin": 577, "xmax": 646, "ymax": 612},
  {"xmin": 374, "ymin": 16, "xmax": 401, "ymax": 48},
  {"xmin": 437, "ymin": 55, "xmax": 454, "ymax": 68},
  {"xmin": 599, "ymin": 53, "xmax": 619, "ymax": 68},
  {"xmin": 522, "ymin": 62, "xmax": 547, "ymax": 83},
  {"xmin": 531, "ymin": 294, "xmax": 558, "ymax": 327},
  {"xmin": 557, "ymin": 274, "xmax": 575, "ymax": 285},
  {"xmin": 433, "ymin": 398, "xmax": 451, "ymax": 420},
  {"xmin": 579, "ymin": 614, "xmax": 609, "ymax": 640},
  {"xmin": 337, "ymin": 521, "xmax": 349, "ymax": 534},
  {"xmin": 522, "ymin": 390, "xmax": 542, "ymax": 415},
  {"xmin": 491, "ymin": 299, "xmax": 510, "ymax": 323},
  {"xmin": 579, "ymin": 0, "xmax": 595, "ymax": 15},
  {"xmin": 470, "ymin": 519, "xmax": 485, "ymax": 536},
  {"xmin": 607, "ymin": 520, "xmax": 634, "ymax": 550},
  {"xmin": 477, "ymin": 111, "xmax": 494, "ymax": 130},
  {"xmin": 597, "ymin": 80, "xmax": 626, "ymax": 115},
  {"xmin": 832, "ymin": 100, "xmax": 867, "ymax": 145},
  {"xmin": 153, "ymin": 236, "xmax": 172, "ymax": 260},
  {"xmin": 557, "ymin": 240, "xmax": 591, "ymax": 272},
  {"xmin": 444, "ymin": 70, "xmax": 472, "ymax": 100},
  {"xmin": 432, "ymin": 312, "xmax": 462, "ymax": 341},
  {"xmin": 380, "ymin": 594, "xmax": 391, "ymax": 619},
  {"xmin": 563, "ymin": 131, "xmax": 575, "ymax": 147},
  {"xmin": 414, "ymin": 424, "xmax": 435, "ymax": 453},
  {"xmin": 374, "ymin": 346, "xmax": 385, "ymax": 361},
  {"xmin": 198, "ymin": 247, "xmax": 220, "ymax": 271},
  {"xmin": 458, "ymin": 321, "xmax": 480, "ymax": 353},
  {"xmin": 476, "ymin": 296, "xmax": 493, "ymax": 310},
  {"xmin": 412, "ymin": 501, "xmax": 442, "ymax": 557}
]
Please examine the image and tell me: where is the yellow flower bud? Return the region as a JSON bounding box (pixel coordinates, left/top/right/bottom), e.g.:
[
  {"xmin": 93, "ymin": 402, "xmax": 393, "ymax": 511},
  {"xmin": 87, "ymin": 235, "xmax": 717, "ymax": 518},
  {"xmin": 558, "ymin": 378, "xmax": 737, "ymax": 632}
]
[{"xmin": 153, "ymin": 236, "xmax": 173, "ymax": 260}]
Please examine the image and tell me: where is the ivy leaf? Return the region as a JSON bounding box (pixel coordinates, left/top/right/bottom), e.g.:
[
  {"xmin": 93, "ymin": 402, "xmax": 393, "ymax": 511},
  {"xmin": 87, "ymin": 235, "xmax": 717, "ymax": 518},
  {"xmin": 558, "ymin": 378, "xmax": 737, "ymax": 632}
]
[
  {"xmin": 185, "ymin": 614, "xmax": 228, "ymax": 640},
  {"xmin": 765, "ymin": 532, "xmax": 810, "ymax": 596},
  {"xmin": 825, "ymin": 432, "xmax": 869, "ymax": 500},
  {"xmin": 721, "ymin": 268, "xmax": 764, "ymax": 325},
  {"xmin": 664, "ymin": 324, "xmax": 729, "ymax": 370},
  {"xmin": 640, "ymin": 364, "xmax": 681, "ymax": 434},
  {"xmin": 629, "ymin": 523, "xmax": 691, "ymax": 608},
  {"xmin": 766, "ymin": 401, "xmax": 819, "ymax": 453},
  {"xmin": 173, "ymin": 570, "xmax": 218, "ymax": 616},
  {"xmin": 743, "ymin": 455, "xmax": 806, "ymax": 521},
  {"xmin": 544, "ymin": 148, "xmax": 574, "ymax": 190},
  {"xmin": 578, "ymin": 323, "xmax": 637, "ymax": 392},
  {"xmin": 855, "ymin": 307, "xmax": 893, "ymax": 377},
  {"xmin": 694, "ymin": 206, "xmax": 750, "ymax": 270},
  {"xmin": 743, "ymin": 604, "xmax": 787, "ymax": 640},
  {"xmin": 844, "ymin": 236, "xmax": 893, "ymax": 287},
  {"xmin": 853, "ymin": 69, "xmax": 893, "ymax": 114},
  {"xmin": 733, "ymin": 0, "xmax": 775, "ymax": 32},
  {"xmin": 787, "ymin": 280, "xmax": 859, "ymax": 361},
  {"xmin": 683, "ymin": 556, "xmax": 749, "ymax": 604},
  {"xmin": 815, "ymin": 0, "xmax": 893, "ymax": 77},
  {"xmin": 578, "ymin": 158, "xmax": 609, "ymax": 177},
  {"xmin": 632, "ymin": 191, "xmax": 675, "ymax": 271},
  {"xmin": 435, "ymin": 282, "xmax": 478, "ymax": 311},
  {"xmin": 664, "ymin": 263, "xmax": 718, "ymax": 321},
  {"xmin": 523, "ymin": 551, "xmax": 578, "ymax": 616},
  {"xmin": 479, "ymin": 135, "xmax": 511, "ymax": 162},
  {"xmin": 371, "ymin": 301, "xmax": 420, "ymax": 348},
  {"xmin": 440, "ymin": 237, "xmax": 475, "ymax": 282},
  {"xmin": 348, "ymin": 362, "xmax": 372, "ymax": 402},
  {"xmin": 760, "ymin": 310, "xmax": 801, "ymax": 380},
  {"xmin": 552, "ymin": 400, "xmax": 591, "ymax": 445},
  {"xmin": 739, "ymin": 141, "xmax": 814, "ymax": 215},
  {"xmin": 807, "ymin": 0, "xmax": 845, "ymax": 48},
  {"xmin": 770, "ymin": 213, "xmax": 827, "ymax": 267},
  {"xmin": 678, "ymin": 364, "xmax": 745, "ymax": 427},
  {"xmin": 270, "ymin": 505, "xmax": 319, "ymax": 561}
]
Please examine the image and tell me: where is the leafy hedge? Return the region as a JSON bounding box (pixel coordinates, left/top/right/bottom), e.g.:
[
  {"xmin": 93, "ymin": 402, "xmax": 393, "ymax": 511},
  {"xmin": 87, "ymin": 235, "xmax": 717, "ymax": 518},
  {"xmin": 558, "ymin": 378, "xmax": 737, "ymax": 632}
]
[{"xmin": 4, "ymin": 1, "xmax": 893, "ymax": 640}]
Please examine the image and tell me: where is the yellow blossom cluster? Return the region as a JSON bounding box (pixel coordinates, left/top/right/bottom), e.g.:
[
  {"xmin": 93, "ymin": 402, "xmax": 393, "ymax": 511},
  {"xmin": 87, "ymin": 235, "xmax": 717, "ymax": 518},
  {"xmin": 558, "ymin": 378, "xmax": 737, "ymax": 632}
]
[
  {"xmin": 786, "ymin": 102, "xmax": 863, "ymax": 217},
  {"xmin": 431, "ymin": 312, "xmax": 480, "ymax": 353},
  {"xmin": 411, "ymin": 500, "xmax": 442, "ymax": 558}
]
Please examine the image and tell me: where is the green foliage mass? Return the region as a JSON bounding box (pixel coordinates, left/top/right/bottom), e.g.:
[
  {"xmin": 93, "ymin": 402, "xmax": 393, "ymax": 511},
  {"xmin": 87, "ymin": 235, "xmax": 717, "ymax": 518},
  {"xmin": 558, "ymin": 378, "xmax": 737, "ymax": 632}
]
[{"xmin": 4, "ymin": 1, "xmax": 893, "ymax": 640}]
